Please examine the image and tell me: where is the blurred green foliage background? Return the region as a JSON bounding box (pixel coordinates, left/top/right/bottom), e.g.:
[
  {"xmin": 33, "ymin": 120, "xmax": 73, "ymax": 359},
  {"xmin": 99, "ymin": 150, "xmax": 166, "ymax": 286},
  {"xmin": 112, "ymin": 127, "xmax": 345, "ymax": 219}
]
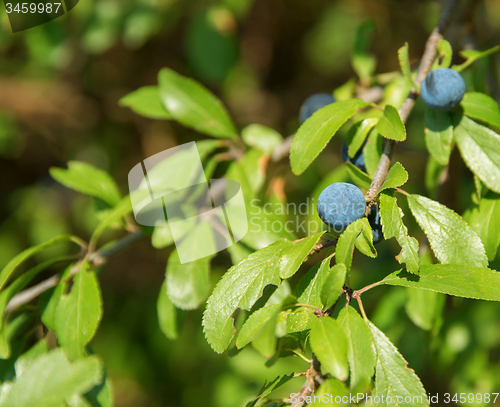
[{"xmin": 1, "ymin": 0, "xmax": 500, "ymax": 406}]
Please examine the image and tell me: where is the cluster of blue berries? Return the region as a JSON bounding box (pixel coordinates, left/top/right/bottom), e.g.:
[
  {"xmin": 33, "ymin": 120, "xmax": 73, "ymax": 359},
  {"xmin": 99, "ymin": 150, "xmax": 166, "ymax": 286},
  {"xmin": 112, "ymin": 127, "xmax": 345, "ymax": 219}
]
[
  {"xmin": 299, "ymin": 68, "xmax": 466, "ymax": 242},
  {"xmin": 299, "ymin": 94, "xmax": 381, "ymax": 243}
]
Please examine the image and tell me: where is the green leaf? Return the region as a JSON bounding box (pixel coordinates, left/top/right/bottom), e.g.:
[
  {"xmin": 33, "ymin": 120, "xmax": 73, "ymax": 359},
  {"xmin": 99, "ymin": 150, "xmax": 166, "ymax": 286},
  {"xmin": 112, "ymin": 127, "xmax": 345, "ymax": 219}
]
[
  {"xmin": 452, "ymin": 44, "xmax": 500, "ymax": 73},
  {"xmin": 285, "ymin": 309, "xmax": 315, "ymax": 345},
  {"xmin": 40, "ymin": 266, "xmax": 72, "ymax": 332},
  {"xmin": 290, "ymin": 99, "xmax": 369, "ymax": 175},
  {"xmin": 345, "ymin": 162, "xmax": 371, "ymax": 190},
  {"xmin": 158, "ymin": 68, "xmax": 237, "ymax": 139},
  {"xmin": 50, "ymin": 161, "xmax": 121, "ymax": 207},
  {"xmin": 457, "ymin": 92, "xmax": 500, "ymax": 128},
  {"xmin": 0, "ymin": 235, "xmax": 76, "ymax": 290},
  {"xmin": 407, "ymin": 194, "xmax": 488, "ymax": 267},
  {"xmin": 67, "ymin": 394, "xmax": 93, "ymax": 407},
  {"xmin": 55, "ymin": 265, "xmax": 103, "ymax": 360},
  {"xmin": 369, "ymin": 321, "xmax": 428, "ymax": 406},
  {"xmin": 383, "ymin": 264, "xmax": 500, "ymax": 301},
  {"xmin": 309, "ymin": 378, "xmax": 349, "ymax": 407},
  {"xmin": 379, "ymin": 162, "xmax": 409, "ymax": 194},
  {"xmin": 336, "ymin": 219, "xmax": 370, "ymax": 273},
  {"xmin": 376, "ymin": 105, "xmax": 406, "ymax": 141},
  {"xmin": 119, "ymin": 86, "xmax": 171, "ymax": 119},
  {"xmin": 379, "ymin": 193, "xmax": 419, "ymax": 274},
  {"xmin": 424, "ymin": 109, "xmax": 453, "ymax": 166},
  {"xmin": 352, "ymin": 21, "xmax": 377, "ymax": 80},
  {"xmin": 338, "ymin": 306, "xmax": 375, "ymax": 390},
  {"xmin": 354, "ymin": 218, "xmax": 377, "ymax": 259},
  {"xmin": 279, "ymin": 233, "xmax": 325, "ymax": 279},
  {"xmin": 241, "ymin": 124, "xmax": 283, "ymax": 154},
  {"xmin": 398, "ymin": 43, "xmax": 416, "ymax": 88},
  {"xmin": 294, "ymin": 256, "xmax": 332, "ymax": 309},
  {"xmin": 14, "ymin": 340, "xmax": 48, "ymax": 378},
  {"xmin": 236, "ymin": 304, "xmax": 281, "ymax": 358},
  {"xmin": 467, "ymin": 191, "xmax": 500, "ymax": 261},
  {"xmin": 310, "ymin": 317, "xmax": 349, "ymax": 381},
  {"xmin": 453, "ymin": 115, "xmax": 500, "ymax": 194},
  {"xmin": 203, "ymin": 236, "xmax": 322, "ymax": 353},
  {"xmin": 151, "ymin": 224, "xmax": 174, "ymax": 249},
  {"xmin": 346, "ymin": 118, "xmax": 378, "ymax": 158},
  {"xmin": 405, "ymin": 288, "xmax": 445, "ymax": 331},
  {"xmin": 434, "ymin": 39, "xmax": 453, "ymax": 69},
  {"xmin": 320, "ymin": 264, "xmax": 346, "ymax": 310},
  {"xmin": 363, "ymin": 129, "xmax": 383, "ymax": 177},
  {"xmin": 157, "ymin": 280, "xmax": 180, "ymax": 340},
  {"xmin": 166, "ymin": 248, "xmax": 211, "ymax": 311},
  {"xmin": 2, "ymin": 349, "xmax": 102, "ymax": 407}
]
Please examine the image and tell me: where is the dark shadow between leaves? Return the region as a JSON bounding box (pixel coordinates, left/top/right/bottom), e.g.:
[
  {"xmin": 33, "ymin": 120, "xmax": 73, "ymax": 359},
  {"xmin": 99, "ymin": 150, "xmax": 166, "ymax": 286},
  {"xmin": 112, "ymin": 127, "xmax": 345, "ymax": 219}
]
[{"xmin": 395, "ymin": 269, "xmax": 420, "ymax": 282}]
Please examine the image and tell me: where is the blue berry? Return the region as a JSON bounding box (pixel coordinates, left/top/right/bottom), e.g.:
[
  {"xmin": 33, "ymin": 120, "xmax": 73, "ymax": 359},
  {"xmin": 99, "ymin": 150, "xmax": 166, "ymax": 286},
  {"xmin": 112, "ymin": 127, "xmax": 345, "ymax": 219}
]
[
  {"xmin": 299, "ymin": 93, "xmax": 336, "ymax": 124},
  {"xmin": 341, "ymin": 141, "xmax": 366, "ymax": 172},
  {"xmin": 420, "ymin": 68, "xmax": 465, "ymax": 111},
  {"xmin": 317, "ymin": 182, "xmax": 366, "ymax": 234},
  {"xmin": 368, "ymin": 205, "xmax": 382, "ymax": 244}
]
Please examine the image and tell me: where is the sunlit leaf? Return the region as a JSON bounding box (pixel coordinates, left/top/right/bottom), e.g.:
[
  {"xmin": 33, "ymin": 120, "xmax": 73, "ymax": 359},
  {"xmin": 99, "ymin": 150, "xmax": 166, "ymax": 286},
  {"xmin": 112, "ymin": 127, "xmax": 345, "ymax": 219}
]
[
  {"xmin": 407, "ymin": 194, "xmax": 487, "ymax": 267},
  {"xmin": 310, "ymin": 317, "xmax": 349, "ymax": 381},
  {"xmin": 338, "ymin": 306, "xmax": 375, "ymax": 390},
  {"xmin": 457, "ymin": 92, "xmax": 500, "ymax": 128},
  {"xmin": 320, "ymin": 264, "xmax": 346, "ymax": 310},
  {"xmin": 383, "ymin": 264, "xmax": 500, "ymax": 301},
  {"xmin": 466, "ymin": 191, "xmax": 500, "ymax": 261},
  {"xmin": 379, "ymin": 193, "xmax": 419, "ymax": 274},
  {"xmin": 375, "ymin": 105, "xmax": 406, "ymax": 141},
  {"xmin": 203, "ymin": 234, "xmax": 323, "ymax": 353},
  {"xmin": 119, "ymin": 86, "xmax": 171, "ymax": 119},
  {"xmin": 55, "ymin": 264, "xmax": 103, "ymax": 360},
  {"xmin": 290, "ymin": 99, "xmax": 369, "ymax": 175},
  {"xmin": 158, "ymin": 68, "xmax": 237, "ymax": 139},
  {"xmin": 369, "ymin": 322, "xmax": 428, "ymax": 406},
  {"xmin": 50, "ymin": 161, "xmax": 121, "ymax": 207}
]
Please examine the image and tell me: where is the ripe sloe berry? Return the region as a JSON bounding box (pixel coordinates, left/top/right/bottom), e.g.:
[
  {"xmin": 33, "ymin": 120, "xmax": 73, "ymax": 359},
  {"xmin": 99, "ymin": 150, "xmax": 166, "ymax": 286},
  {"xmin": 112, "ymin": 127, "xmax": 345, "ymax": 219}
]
[
  {"xmin": 420, "ymin": 68, "xmax": 465, "ymax": 111},
  {"xmin": 317, "ymin": 182, "xmax": 366, "ymax": 234}
]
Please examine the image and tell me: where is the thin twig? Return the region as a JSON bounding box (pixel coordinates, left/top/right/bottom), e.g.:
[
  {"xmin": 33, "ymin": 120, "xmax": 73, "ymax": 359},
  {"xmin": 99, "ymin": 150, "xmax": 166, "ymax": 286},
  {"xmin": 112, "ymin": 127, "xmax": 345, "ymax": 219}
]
[
  {"xmin": 5, "ymin": 230, "xmax": 145, "ymax": 314},
  {"xmin": 352, "ymin": 280, "xmax": 385, "ymax": 297},
  {"xmin": 365, "ymin": 0, "xmax": 461, "ymax": 207},
  {"xmin": 5, "ymin": 275, "xmax": 60, "ymax": 314}
]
